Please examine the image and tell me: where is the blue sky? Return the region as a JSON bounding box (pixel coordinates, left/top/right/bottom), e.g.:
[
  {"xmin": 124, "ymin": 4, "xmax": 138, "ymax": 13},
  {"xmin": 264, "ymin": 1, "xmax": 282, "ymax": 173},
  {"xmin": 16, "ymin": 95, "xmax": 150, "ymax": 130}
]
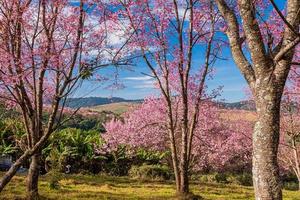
[
  {"xmin": 74, "ymin": 50, "xmax": 248, "ymax": 102},
  {"xmin": 73, "ymin": 0, "xmax": 285, "ymax": 103}
]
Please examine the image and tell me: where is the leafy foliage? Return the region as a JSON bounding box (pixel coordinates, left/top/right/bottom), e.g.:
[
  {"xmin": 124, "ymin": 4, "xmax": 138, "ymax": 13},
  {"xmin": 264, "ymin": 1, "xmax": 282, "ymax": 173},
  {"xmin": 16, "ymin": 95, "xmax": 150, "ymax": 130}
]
[{"xmin": 129, "ymin": 164, "xmax": 172, "ymax": 181}]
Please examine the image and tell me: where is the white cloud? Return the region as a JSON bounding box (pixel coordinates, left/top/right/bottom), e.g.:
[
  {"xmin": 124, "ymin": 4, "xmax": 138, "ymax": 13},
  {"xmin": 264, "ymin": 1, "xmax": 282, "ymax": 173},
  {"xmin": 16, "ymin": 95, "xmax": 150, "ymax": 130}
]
[
  {"xmin": 123, "ymin": 76, "xmax": 156, "ymax": 89},
  {"xmin": 133, "ymin": 80, "xmax": 156, "ymax": 89},
  {"xmin": 124, "ymin": 76, "xmax": 153, "ymax": 81}
]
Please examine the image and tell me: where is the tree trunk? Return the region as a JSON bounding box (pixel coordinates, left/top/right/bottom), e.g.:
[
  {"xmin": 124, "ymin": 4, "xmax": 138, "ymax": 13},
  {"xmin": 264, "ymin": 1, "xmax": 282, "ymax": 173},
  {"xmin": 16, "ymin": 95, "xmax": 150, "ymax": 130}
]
[
  {"xmin": 170, "ymin": 144, "xmax": 180, "ymax": 192},
  {"xmin": 26, "ymin": 153, "xmax": 41, "ymax": 200},
  {"xmin": 179, "ymin": 168, "xmax": 189, "ymax": 196},
  {"xmin": 253, "ymin": 86, "xmax": 282, "ymax": 200},
  {"xmin": 168, "ymin": 129, "xmax": 180, "ymax": 192},
  {"xmin": 179, "ymin": 155, "xmax": 189, "ymax": 195}
]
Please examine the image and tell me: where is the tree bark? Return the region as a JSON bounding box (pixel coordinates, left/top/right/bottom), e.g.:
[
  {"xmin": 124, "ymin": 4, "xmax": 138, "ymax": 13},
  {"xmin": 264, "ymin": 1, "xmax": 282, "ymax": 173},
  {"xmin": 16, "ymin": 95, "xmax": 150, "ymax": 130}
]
[
  {"xmin": 179, "ymin": 130, "xmax": 189, "ymax": 196},
  {"xmin": 179, "ymin": 167, "xmax": 189, "ymax": 195},
  {"xmin": 169, "ymin": 130, "xmax": 180, "ymax": 192},
  {"xmin": 253, "ymin": 85, "xmax": 283, "ymax": 200},
  {"xmin": 26, "ymin": 153, "xmax": 41, "ymax": 200}
]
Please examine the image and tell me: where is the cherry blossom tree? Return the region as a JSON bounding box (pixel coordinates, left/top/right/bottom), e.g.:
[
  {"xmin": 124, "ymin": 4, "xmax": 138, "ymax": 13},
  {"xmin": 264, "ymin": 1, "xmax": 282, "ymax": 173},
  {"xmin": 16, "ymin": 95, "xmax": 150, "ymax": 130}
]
[
  {"xmin": 0, "ymin": 1, "xmax": 87, "ymax": 198},
  {"xmin": 103, "ymin": 96, "xmax": 220, "ymax": 168},
  {"xmin": 215, "ymin": 0, "xmax": 300, "ymax": 199},
  {"xmin": 103, "ymin": 98, "xmax": 254, "ymax": 173},
  {"xmin": 107, "ymin": 0, "xmax": 223, "ymax": 196},
  {"xmin": 0, "ymin": 0, "xmax": 130, "ymax": 198}
]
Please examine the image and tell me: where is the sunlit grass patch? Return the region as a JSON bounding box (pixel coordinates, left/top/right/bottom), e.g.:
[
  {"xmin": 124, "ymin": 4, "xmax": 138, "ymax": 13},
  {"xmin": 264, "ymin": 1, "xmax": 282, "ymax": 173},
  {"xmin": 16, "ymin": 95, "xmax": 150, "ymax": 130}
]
[{"xmin": 0, "ymin": 173, "xmax": 299, "ymax": 200}]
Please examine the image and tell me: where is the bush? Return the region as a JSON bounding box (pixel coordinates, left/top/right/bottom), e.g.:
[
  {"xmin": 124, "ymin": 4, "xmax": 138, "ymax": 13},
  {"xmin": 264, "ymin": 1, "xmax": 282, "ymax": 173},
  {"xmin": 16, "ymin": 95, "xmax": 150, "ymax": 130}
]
[
  {"xmin": 134, "ymin": 149, "xmax": 169, "ymax": 165},
  {"xmin": 214, "ymin": 173, "xmax": 228, "ymax": 183},
  {"xmin": 199, "ymin": 173, "xmax": 228, "ymax": 184},
  {"xmin": 129, "ymin": 164, "xmax": 172, "ymax": 181},
  {"xmin": 101, "ymin": 146, "xmax": 133, "ymax": 176},
  {"xmin": 47, "ymin": 148, "xmax": 62, "ymax": 189},
  {"xmin": 48, "ymin": 171, "xmax": 61, "ymax": 189},
  {"xmin": 199, "ymin": 174, "xmax": 215, "ymax": 183},
  {"xmin": 236, "ymin": 173, "xmax": 253, "ymax": 186},
  {"xmin": 227, "ymin": 173, "xmax": 253, "ymax": 186},
  {"xmin": 199, "ymin": 172, "xmax": 253, "ymax": 186},
  {"xmin": 283, "ymin": 182, "xmax": 299, "ymax": 191}
]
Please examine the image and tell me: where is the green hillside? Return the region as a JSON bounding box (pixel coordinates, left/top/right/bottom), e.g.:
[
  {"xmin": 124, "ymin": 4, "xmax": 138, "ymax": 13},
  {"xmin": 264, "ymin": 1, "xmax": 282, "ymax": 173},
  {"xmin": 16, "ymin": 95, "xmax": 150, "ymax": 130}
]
[{"xmin": 89, "ymin": 102, "xmax": 139, "ymax": 114}]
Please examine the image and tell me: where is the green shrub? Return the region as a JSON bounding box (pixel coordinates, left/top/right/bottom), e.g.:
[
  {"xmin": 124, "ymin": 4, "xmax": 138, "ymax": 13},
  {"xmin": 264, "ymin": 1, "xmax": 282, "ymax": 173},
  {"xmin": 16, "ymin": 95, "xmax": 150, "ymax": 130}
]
[
  {"xmin": 214, "ymin": 173, "xmax": 228, "ymax": 183},
  {"xmin": 135, "ymin": 149, "xmax": 169, "ymax": 165},
  {"xmin": 199, "ymin": 173, "xmax": 253, "ymax": 186},
  {"xmin": 47, "ymin": 148, "xmax": 62, "ymax": 189},
  {"xmin": 227, "ymin": 173, "xmax": 253, "ymax": 186},
  {"xmin": 236, "ymin": 173, "xmax": 253, "ymax": 186},
  {"xmin": 102, "ymin": 146, "xmax": 132, "ymax": 176},
  {"xmin": 129, "ymin": 164, "xmax": 172, "ymax": 181},
  {"xmin": 48, "ymin": 171, "xmax": 61, "ymax": 190},
  {"xmin": 199, "ymin": 174, "xmax": 216, "ymax": 183},
  {"xmin": 190, "ymin": 174, "xmax": 201, "ymax": 181},
  {"xmin": 283, "ymin": 182, "xmax": 299, "ymax": 191},
  {"xmin": 199, "ymin": 173, "xmax": 228, "ymax": 183}
]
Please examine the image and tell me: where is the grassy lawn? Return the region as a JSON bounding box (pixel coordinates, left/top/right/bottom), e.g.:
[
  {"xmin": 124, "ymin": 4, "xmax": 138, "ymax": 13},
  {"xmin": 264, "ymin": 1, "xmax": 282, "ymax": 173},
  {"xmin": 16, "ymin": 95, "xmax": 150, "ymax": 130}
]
[{"xmin": 0, "ymin": 173, "xmax": 299, "ymax": 200}]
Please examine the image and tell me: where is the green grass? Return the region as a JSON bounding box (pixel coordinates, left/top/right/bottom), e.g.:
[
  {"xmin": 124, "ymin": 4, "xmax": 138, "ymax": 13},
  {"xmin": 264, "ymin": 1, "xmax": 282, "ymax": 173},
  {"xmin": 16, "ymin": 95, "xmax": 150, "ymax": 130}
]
[{"xmin": 0, "ymin": 173, "xmax": 299, "ymax": 200}]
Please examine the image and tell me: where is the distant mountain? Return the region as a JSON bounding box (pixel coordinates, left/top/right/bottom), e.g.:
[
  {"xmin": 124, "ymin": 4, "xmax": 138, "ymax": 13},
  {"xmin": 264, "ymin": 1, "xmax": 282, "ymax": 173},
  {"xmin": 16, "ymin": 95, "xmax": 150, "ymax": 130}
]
[
  {"xmin": 65, "ymin": 96, "xmax": 256, "ymax": 111},
  {"xmin": 218, "ymin": 100, "xmax": 256, "ymax": 111},
  {"xmin": 65, "ymin": 97, "xmax": 142, "ymax": 108}
]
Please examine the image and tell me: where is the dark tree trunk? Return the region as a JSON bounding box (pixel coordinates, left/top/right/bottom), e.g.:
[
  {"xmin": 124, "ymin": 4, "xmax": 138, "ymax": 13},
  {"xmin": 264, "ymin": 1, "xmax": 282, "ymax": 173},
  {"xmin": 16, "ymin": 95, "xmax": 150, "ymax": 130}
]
[
  {"xmin": 26, "ymin": 153, "xmax": 41, "ymax": 200},
  {"xmin": 170, "ymin": 143, "xmax": 180, "ymax": 192},
  {"xmin": 179, "ymin": 170, "xmax": 189, "ymax": 195},
  {"xmin": 179, "ymin": 159, "xmax": 189, "ymax": 195},
  {"xmin": 253, "ymin": 85, "xmax": 283, "ymax": 200}
]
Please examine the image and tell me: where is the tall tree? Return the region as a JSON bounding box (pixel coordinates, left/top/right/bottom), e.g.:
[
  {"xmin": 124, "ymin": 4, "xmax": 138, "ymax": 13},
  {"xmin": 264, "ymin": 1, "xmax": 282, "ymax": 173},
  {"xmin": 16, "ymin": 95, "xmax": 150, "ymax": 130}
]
[
  {"xmin": 0, "ymin": 1, "xmax": 86, "ymax": 198},
  {"xmin": 215, "ymin": 0, "xmax": 300, "ymax": 199},
  {"xmin": 0, "ymin": 0, "xmax": 129, "ymax": 198},
  {"xmin": 111, "ymin": 0, "xmax": 221, "ymax": 196}
]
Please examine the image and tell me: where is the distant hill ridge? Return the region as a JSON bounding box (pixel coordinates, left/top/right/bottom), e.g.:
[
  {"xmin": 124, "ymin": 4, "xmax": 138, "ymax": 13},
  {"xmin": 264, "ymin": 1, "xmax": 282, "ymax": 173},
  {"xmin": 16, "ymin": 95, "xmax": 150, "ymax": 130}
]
[
  {"xmin": 66, "ymin": 97, "xmax": 256, "ymax": 111},
  {"xmin": 65, "ymin": 97, "xmax": 142, "ymax": 108},
  {"xmin": 217, "ymin": 100, "xmax": 256, "ymax": 111}
]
